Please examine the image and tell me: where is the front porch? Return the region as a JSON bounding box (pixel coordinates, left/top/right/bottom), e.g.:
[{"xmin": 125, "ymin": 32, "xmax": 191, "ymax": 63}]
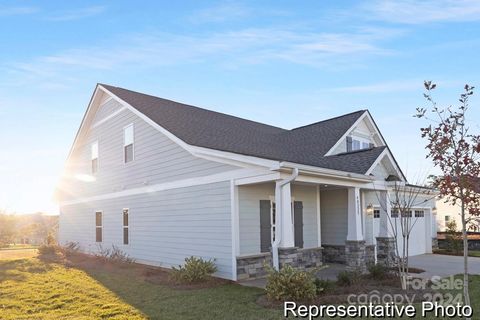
[{"xmin": 234, "ymin": 177, "xmax": 395, "ymax": 280}]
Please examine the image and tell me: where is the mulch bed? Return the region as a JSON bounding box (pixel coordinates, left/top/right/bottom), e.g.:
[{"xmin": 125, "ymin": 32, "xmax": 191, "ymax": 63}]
[
  {"xmin": 60, "ymin": 252, "xmax": 231, "ymax": 290},
  {"xmin": 142, "ymin": 266, "xmax": 232, "ymax": 290}
]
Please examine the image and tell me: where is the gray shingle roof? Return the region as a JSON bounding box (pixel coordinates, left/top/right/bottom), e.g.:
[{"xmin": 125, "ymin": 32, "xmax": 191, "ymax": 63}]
[{"xmin": 101, "ymin": 84, "xmax": 384, "ymax": 174}]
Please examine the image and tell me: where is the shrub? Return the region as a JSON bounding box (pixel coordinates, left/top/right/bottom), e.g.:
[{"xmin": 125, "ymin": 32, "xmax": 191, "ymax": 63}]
[
  {"xmin": 109, "ymin": 245, "xmax": 135, "ymax": 264},
  {"xmin": 445, "ymin": 221, "xmax": 463, "ymax": 254},
  {"xmin": 171, "ymin": 256, "xmax": 217, "ymax": 283},
  {"xmin": 38, "ymin": 244, "xmax": 58, "ymax": 255},
  {"xmin": 336, "ymin": 270, "xmax": 362, "ymax": 287},
  {"xmin": 368, "ymin": 263, "xmax": 389, "ymax": 280},
  {"xmin": 265, "ymin": 265, "xmax": 316, "ymax": 301},
  {"xmin": 46, "ymin": 233, "xmax": 57, "ymax": 246},
  {"xmin": 62, "ymin": 241, "xmax": 80, "ymax": 257},
  {"xmin": 94, "ymin": 244, "xmax": 135, "ymax": 264},
  {"xmin": 314, "ymin": 278, "xmax": 335, "ymax": 295}
]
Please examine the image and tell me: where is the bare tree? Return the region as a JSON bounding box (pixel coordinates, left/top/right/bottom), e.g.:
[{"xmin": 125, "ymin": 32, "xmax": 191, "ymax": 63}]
[
  {"xmin": 415, "ymin": 81, "xmax": 480, "ymax": 309},
  {"xmin": 374, "ymin": 181, "xmax": 435, "ymax": 290}
]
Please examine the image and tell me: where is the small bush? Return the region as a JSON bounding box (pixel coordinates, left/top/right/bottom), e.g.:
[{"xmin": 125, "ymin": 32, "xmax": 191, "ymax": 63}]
[
  {"xmin": 368, "ymin": 263, "xmax": 389, "ymax": 280},
  {"xmin": 314, "ymin": 278, "xmax": 335, "ymax": 295},
  {"xmin": 62, "ymin": 242, "xmax": 80, "ymax": 257},
  {"xmin": 445, "ymin": 221, "xmax": 463, "ymax": 254},
  {"xmin": 46, "ymin": 233, "xmax": 57, "ymax": 246},
  {"xmin": 38, "ymin": 244, "xmax": 58, "ymax": 255},
  {"xmin": 265, "ymin": 265, "xmax": 316, "ymax": 301},
  {"xmin": 94, "ymin": 244, "xmax": 135, "ymax": 264},
  {"xmin": 336, "ymin": 270, "xmax": 362, "ymax": 287},
  {"xmin": 109, "ymin": 245, "xmax": 135, "ymax": 264},
  {"xmin": 171, "ymin": 256, "xmax": 217, "ymax": 283}
]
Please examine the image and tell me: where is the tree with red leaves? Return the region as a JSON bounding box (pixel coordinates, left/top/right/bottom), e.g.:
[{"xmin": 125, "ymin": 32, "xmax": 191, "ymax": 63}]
[{"xmin": 415, "ymin": 81, "xmax": 480, "ymax": 308}]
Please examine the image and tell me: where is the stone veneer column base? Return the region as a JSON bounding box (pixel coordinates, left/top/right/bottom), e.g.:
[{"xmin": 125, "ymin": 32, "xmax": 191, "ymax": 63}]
[
  {"xmin": 376, "ymin": 237, "xmax": 396, "ymax": 267},
  {"xmin": 278, "ymin": 247, "xmax": 323, "ymax": 271},
  {"xmin": 432, "ymin": 237, "xmax": 439, "ymax": 250},
  {"xmin": 236, "ymin": 253, "xmax": 272, "ymax": 280},
  {"xmin": 345, "ymin": 240, "xmax": 367, "ymax": 273}
]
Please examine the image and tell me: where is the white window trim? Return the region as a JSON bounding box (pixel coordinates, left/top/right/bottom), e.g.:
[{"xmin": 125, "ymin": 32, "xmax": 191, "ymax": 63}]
[
  {"xmin": 95, "ymin": 210, "xmax": 103, "ymax": 243},
  {"xmin": 268, "ymin": 195, "xmax": 295, "ymax": 244},
  {"xmin": 350, "ymin": 135, "xmax": 371, "ymax": 151},
  {"xmin": 123, "ymin": 208, "xmax": 129, "ymax": 245},
  {"xmin": 123, "ymin": 123, "xmax": 135, "ymax": 164},
  {"xmin": 91, "ymin": 141, "xmax": 99, "ymax": 174}
]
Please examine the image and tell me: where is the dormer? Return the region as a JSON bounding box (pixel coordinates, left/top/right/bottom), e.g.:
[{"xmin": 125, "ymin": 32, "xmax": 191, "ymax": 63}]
[{"xmin": 326, "ymin": 111, "xmax": 385, "ymax": 156}]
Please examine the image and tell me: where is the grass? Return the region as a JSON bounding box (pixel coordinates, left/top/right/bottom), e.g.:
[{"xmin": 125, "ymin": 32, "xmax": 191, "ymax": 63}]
[
  {"xmin": 433, "ymin": 248, "xmax": 480, "ymax": 258},
  {"xmin": 0, "ymin": 249, "xmax": 479, "ymax": 319},
  {"xmin": 0, "ymin": 244, "xmax": 39, "ymax": 250},
  {"xmin": 0, "ymin": 250, "xmax": 280, "ymax": 320},
  {"xmin": 0, "ymin": 248, "xmax": 37, "ymax": 260}
]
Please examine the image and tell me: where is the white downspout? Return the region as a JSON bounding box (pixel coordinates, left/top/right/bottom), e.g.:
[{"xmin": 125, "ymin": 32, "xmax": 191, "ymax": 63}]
[{"xmin": 272, "ymin": 167, "xmax": 299, "ymax": 270}]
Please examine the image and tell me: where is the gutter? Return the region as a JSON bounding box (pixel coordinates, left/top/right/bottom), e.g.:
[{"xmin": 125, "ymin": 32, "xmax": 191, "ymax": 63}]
[{"xmin": 272, "ymin": 167, "xmax": 299, "ymax": 270}]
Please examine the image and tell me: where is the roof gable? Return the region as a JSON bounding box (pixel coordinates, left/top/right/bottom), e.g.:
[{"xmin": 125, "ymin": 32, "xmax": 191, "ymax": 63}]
[{"xmin": 70, "ymin": 84, "xmax": 394, "ymax": 175}]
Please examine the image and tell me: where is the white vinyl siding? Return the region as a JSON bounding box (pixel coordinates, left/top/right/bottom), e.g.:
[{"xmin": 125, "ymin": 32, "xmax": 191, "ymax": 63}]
[
  {"xmin": 60, "ymin": 99, "xmax": 238, "ymax": 202},
  {"xmin": 59, "ymin": 181, "xmax": 233, "ymax": 279},
  {"xmin": 320, "ymin": 189, "xmax": 348, "ymax": 245},
  {"xmin": 237, "ymin": 183, "xmax": 319, "ymax": 256},
  {"xmin": 91, "ymin": 141, "xmax": 98, "ymax": 174}
]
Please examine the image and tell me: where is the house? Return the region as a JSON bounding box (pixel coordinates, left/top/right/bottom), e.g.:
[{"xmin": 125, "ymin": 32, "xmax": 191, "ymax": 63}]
[
  {"xmin": 57, "ymin": 84, "xmax": 437, "ymax": 281},
  {"xmin": 436, "ymin": 199, "xmax": 479, "ymax": 232}
]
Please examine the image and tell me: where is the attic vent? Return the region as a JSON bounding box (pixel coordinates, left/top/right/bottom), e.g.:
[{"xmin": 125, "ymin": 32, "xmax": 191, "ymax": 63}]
[{"xmin": 385, "ymin": 175, "xmax": 401, "ymax": 182}]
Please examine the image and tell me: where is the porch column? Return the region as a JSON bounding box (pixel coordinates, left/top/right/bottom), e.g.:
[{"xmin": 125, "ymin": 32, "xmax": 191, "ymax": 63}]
[
  {"xmin": 376, "ymin": 190, "xmax": 396, "ymax": 266},
  {"xmin": 378, "ymin": 190, "xmax": 392, "ymax": 237},
  {"xmin": 347, "ymin": 187, "xmax": 363, "ymax": 241},
  {"xmin": 346, "ymin": 187, "xmax": 367, "ymax": 272},
  {"xmin": 279, "ymin": 182, "xmax": 295, "ymax": 248}
]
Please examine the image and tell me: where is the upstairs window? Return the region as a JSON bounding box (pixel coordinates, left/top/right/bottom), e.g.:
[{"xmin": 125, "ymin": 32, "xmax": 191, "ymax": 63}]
[
  {"xmin": 95, "ymin": 211, "xmax": 102, "ymax": 242},
  {"xmin": 123, "ymin": 124, "xmax": 134, "ymax": 163},
  {"xmin": 123, "ymin": 209, "xmax": 129, "ymax": 245},
  {"xmin": 91, "ymin": 141, "xmax": 98, "ymax": 174},
  {"xmin": 347, "ymin": 136, "xmax": 373, "ymax": 152}
]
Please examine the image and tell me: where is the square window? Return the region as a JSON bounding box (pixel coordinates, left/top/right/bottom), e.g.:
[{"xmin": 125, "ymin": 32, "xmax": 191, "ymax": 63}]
[{"xmin": 373, "ymin": 209, "xmax": 380, "ymax": 218}]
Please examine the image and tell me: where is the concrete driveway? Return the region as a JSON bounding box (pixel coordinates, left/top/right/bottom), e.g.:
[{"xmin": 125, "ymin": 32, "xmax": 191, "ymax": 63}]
[{"xmin": 409, "ymin": 254, "xmax": 480, "ymax": 279}]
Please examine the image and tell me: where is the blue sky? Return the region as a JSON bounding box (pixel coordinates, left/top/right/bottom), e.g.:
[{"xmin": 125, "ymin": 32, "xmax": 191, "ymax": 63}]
[{"xmin": 1, "ymin": 0, "xmax": 479, "ymax": 214}]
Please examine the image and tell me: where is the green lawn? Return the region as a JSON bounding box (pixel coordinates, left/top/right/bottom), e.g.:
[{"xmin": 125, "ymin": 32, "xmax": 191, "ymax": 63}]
[
  {"xmin": 0, "ymin": 250, "xmax": 479, "ymax": 319},
  {"xmin": 0, "ymin": 251, "xmax": 280, "ymax": 320}
]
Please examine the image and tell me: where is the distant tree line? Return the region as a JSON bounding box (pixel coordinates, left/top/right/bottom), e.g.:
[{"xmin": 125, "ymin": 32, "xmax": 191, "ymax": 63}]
[{"xmin": 0, "ymin": 211, "xmax": 58, "ymax": 247}]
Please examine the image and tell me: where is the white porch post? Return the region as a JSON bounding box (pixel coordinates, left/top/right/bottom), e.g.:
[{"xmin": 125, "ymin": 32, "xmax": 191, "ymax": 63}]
[
  {"xmin": 347, "ymin": 187, "xmax": 363, "ymax": 241},
  {"xmin": 378, "ymin": 190, "xmax": 392, "ymax": 237},
  {"xmin": 279, "ymin": 182, "xmax": 295, "ymax": 248}
]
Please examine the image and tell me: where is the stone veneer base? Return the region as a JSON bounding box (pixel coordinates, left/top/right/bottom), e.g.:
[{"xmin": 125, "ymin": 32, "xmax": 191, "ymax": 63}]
[{"xmin": 345, "ymin": 240, "xmax": 367, "ymax": 272}]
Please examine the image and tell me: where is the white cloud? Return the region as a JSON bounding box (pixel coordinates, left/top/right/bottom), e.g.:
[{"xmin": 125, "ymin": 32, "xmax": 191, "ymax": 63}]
[
  {"xmin": 0, "ymin": 6, "xmax": 37, "ymax": 16},
  {"xmin": 46, "ymin": 5, "xmax": 106, "ymax": 21},
  {"xmin": 364, "ymin": 0, "xmax": 480, "ymax": 24},
  {"xmin": 189, "ymin": 2, "xmax": 250, "ymax": 23},
  {"xmin": 4, "ymin": 26, "xmax": 402, "ymax": 88}
]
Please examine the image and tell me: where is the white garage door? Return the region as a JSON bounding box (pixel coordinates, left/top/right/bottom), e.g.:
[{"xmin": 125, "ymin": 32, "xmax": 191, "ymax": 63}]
[{"xmin": 372, "ymin": 208, "xmax": 432, "ymax": 257}]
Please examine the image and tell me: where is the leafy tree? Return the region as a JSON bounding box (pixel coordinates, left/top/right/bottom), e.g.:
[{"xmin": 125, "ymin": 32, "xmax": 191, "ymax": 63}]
[
  {"xmin": 0, "ymin": 213, "xmax": 16, "ymax": 247},
  {"xmin": 415, "ymin": 81, "xmax": 480, "ymax": 308}
]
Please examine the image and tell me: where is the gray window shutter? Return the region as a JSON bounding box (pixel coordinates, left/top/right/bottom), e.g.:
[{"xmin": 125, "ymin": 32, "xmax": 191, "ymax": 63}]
[
  {"xmin": 260, "ymin": 200, "xmax": 271, "ymax": 253},
  {"xmin": 294, "ymin": 201, "xmax": 303, "ymax": 248},
  {"xmin": 346, "ymin": 136, "xmax": 353, "ymax": 152}
]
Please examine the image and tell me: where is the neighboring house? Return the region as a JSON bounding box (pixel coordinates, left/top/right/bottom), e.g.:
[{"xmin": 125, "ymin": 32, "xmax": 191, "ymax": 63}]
[
  {"xmin": 57, "ymin": 84, "xmax": 437, "ymax": 281},
  {"xmin": 436, "ymin": 199, "xmax": 478, "ymax": 232}
]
